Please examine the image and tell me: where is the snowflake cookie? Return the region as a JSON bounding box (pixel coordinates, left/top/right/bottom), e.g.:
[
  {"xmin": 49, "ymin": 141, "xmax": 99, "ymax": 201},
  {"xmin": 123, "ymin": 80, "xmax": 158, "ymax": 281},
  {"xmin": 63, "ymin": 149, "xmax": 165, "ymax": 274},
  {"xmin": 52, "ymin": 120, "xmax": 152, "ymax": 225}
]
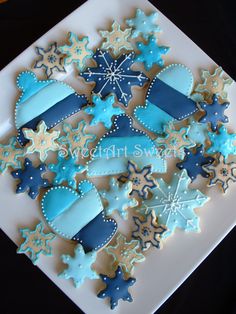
[
  {"xmin": 33, "ymin": 42, "xmax": 66, "ymax": 78},
  {"xmin": 203, "ymin": 154, "xmax": 236, "ymax": 193},
  {"xmin": 48, "ymin": 154, "xmax": 86, "ymax": 189},
  {"xmin": 105, "ymin": 233, "xmax": 145, "ymax": 275},
  {"xmin": 0, "ymin": 137, "xmax": 24, "ymax": 174},
  {"xmin": 206, "ymin": 126, "xmax": 236, "ymax": 160},
  {"xmin": 59, "ymin": 244, "xmax": 98, "ymax": 288},
  {"xmin": 132, "ymin": 211, "xmax": 167, "ymax": 250},
  {"xmin": 126, "ymin": 8, "xmax": 161, "ymax": 40},
  {"xmin": 187, "ymin": 118, "xmax": 210, "ymax": 147},
  {"xmin": 100, "ymin": 178, "xmax": 138, "ymax": 220},
  {"xmin": 97, "ymin": 266, "xmax": 136, "ymax": 310},
  {"xmin": 80, "ymin": 49, "xmax": 148, "ymax": 106},
  {"xmin": 139, "ymin": 170, "xmax": 209, "ymax": 238},
  {"xmin": 198, "ymin": 94, "xmax": 229, "ymax": 131},
  {"xmin": 135, "ymin": 35, "xmax": 170, "ymax": 71},
  {"xmin": 84, "ymin": 94, "xmax": 125, "ymax": 129},
  {"xmin": 17, "ymin": 222, "xmax": 56, "ymax": 265},
  {"xmin": 23, "ymin": 121, "xmax": 60, "ymax": 162},
  {"xmin": 11, "ymin": 158, "xmax": 50, "ymax": 199},
  {"xmin": 58, "ymin": 32, "xmax": 93, "ymax": 71},
  {"xmin": 155, "ymin": 123, "xmax": 195, "ymax": 160},
  {"xmin": 176, "ymin": 145, "xmax": 215, "ymax": 181},
  {"xmin": 195, "ymin": 67, "xmax": 233, "ymax": 101},
  {"xmin": 119, "ymin": 160, "xmax": 157, "ymax": 199},
  {"xmin": 100, "ymin": 21, "xmax": 133, "ymax": 57}
]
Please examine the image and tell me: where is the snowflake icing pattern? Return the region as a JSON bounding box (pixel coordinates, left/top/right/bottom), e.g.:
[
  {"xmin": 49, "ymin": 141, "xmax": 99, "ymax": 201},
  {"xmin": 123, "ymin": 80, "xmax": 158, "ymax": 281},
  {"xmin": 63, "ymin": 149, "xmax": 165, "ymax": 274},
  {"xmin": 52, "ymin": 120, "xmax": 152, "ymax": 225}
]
[
  {"xmin": 187, "ymin": 118, "xmax": 209, "ymax": 146},
  {"xmin": 97, "ymin": 266, "xmax": 136, "ymax": 310},
  {"xmin": 17, "ymin": 222, "xmax": 56, "ymax": 264},
  {"xmin": 100, "ymin": 178, "xmax": 138, "ymax": 220},
  {"xmin": 34, "ymin": 42, "xmax": 66, "ymax": 78},
  {"xmin": 59, "ymin": 244, "xmax": 98, "ymax": 288},
  {"xmin": 139, "ymin": 170, "xmax": 209, "ymax": 238},
  {"xmin": 0, "ymin": 137, "xmax": 24, "ymax": 174},
  {"xmin": 80, "ymin": 49, "xmax": 149, "ymax": 106}
]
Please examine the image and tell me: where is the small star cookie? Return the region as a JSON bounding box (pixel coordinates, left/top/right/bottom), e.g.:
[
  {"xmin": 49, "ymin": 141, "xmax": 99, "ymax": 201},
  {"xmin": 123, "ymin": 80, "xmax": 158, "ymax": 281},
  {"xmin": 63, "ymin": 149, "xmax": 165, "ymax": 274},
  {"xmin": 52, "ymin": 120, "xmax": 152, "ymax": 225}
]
[
  {"xmin": 0, "ymin": 137, "xmax": 24, "ymax": 174},
  {"xmin": 23, "ymin": 121, "xmax": 60, "ymax": 162},
  {"xmin": 34, "ymin": 42, "xmax": 66, "ymax": 78},
  {"xmin": 59, "ymin": 244, "xmax": 99, "ymax": 288},
  {"xmin": 17, "ymin": 222, "xmax": 56, "ymax": 265}
]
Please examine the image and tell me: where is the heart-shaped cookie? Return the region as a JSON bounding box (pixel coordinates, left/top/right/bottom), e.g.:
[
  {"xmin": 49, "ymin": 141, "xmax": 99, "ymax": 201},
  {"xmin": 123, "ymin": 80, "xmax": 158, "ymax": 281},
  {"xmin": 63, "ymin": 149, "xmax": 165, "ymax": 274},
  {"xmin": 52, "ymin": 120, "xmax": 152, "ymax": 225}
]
[{"xmin": 41, "ymin": 180, "xmax": 117, "ymax": 251}]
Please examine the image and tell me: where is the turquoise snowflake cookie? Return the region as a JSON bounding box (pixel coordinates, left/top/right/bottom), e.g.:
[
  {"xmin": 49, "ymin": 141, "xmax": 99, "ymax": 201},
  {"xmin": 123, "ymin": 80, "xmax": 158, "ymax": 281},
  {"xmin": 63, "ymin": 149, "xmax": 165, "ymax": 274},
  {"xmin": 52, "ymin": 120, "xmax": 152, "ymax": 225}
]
[
  {"xmin": 34, "ymin": 42, "xmax": 66, "ymax": 78},
  {"xmin": 99, "ymin": 21, "xmax": 133, "ymax": 57},
  {"xmin": 100, "ymin": 178, "xmax": 138, "ymax": 220},
  {"xmin": 187, "ymin": 118, "xmax": 209, "ymax": 146},
  {"xmin": 58, "ymin": 32, "xmax": 93, "ymax": 71},
  {"xmin": 84, "ymin": 94, "xmax": 125, "ymax": 129},
  {"xmin": 0, "ymin": 137, "xmax": 24, "ymax": 174},
  {"xmin": 206, "ymin": 126, "xmax": 236, "ymax": 159},
  {"xmin": 126, "ymin": 9, "xmax": 161, "ymax": 40},
  {"xmin": 17, "ymin": 222, "xmax": 56, "ymax": 265},
  {"xmin": 135, "ymin": 35, "xmax": 170, "ymax": 71},
  {"xmin": 59, "ymin": 120, "xmax": 96, "ymax": 160},
  {"xmin": 48, "ymin": 154, "xmax": 86, "ymax": 189},
  {"xmin": 59, "ymin": 244, "xmax": 99, "ymax": 288},
  {"xmin": 138, "ymin": 170, "xmax": 209, "ymax": 238}
]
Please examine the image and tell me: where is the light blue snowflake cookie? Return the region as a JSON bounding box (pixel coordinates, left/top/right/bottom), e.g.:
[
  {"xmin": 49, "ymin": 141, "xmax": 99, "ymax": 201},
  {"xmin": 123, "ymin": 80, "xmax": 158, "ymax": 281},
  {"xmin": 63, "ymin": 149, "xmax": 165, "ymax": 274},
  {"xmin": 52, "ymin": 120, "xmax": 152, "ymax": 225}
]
[
  {"xmin": 48, "ymin": 154, "xmax": 86, "ymax": 189},
  {"xmin": 206, "ymin": 126, "xmax": 236, "ymax": 159},
  {"xmin": 58, "ymin": 32, "xmax": 93, "ymax": 71},
  {"xmin": 187, "ymin": 118, "xmax": 209, "ymax": 146},
  {"xmin": 126, "ymin": 8, "xmax": 161, "ymax": 40},
  {"xmin": 132, "ymin": 211, "xmax": 167, "ymax": 250},
  {"xmin": 100, "ymin": 178, "xmax": 138, "ymax": 220},
  {"xmin": 135, "ymin": 35, "xmax": 170, "ymax": 71},
  {"xmin": 138, "ymin": 170, "xmax": 209, "ymax": 238},
  {"xmin": 0, "ymin": 137, "xmax": 24, "ymax": 174},
  {"xmin": 97, "ymin": 266, "xmax": 136, "ymax": 310},
  {"xmin": 59, "ymin": 244, "xmax": 99, "ymax": 288},
  {"xmin": 34, "ymin": 42, "xmax": 66, "ymax": 78},
  {"xmin": 17, "ymin": 222, "xmax": 56, "ymax": 265},
  {"xmin": 84, "ymin": 94, "xmax": 125, "ymax": 129}
]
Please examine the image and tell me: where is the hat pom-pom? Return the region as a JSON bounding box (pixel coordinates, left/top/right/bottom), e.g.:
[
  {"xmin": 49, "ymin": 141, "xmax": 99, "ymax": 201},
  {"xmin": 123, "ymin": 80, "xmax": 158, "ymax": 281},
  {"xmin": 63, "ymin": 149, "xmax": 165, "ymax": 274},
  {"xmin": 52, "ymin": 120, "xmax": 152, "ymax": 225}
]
[{"xmin": 16, "ymin": 71, "xmax": 37, "ymax": 91}]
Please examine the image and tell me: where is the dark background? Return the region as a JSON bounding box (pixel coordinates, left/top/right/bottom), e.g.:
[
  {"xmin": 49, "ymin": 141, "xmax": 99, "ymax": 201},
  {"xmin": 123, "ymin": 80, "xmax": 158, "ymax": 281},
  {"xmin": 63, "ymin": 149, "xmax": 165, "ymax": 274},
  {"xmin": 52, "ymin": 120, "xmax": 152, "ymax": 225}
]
[{"xmin": 0, "ymin": 1, "xmax": 235, "ymax": 313}]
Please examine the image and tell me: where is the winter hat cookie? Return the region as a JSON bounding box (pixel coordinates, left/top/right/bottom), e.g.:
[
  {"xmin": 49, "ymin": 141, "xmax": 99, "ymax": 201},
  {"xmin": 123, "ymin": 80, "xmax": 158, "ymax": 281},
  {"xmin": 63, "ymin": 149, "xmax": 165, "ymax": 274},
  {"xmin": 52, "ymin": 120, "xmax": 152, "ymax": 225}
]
[
  {"xmin": 15, "ymin": 71, "xmax": 87, "ymax": 145},
  {"xmin": 134, "ymin": 64, "xmax": 198, "ymax": 133},
  {"xmin": 87, "ymin": 114, "xmax": 167, "ymax": 177},
  {"xmin": 41, "ymin": 180, "xmax": 117, "ymax": 252}
]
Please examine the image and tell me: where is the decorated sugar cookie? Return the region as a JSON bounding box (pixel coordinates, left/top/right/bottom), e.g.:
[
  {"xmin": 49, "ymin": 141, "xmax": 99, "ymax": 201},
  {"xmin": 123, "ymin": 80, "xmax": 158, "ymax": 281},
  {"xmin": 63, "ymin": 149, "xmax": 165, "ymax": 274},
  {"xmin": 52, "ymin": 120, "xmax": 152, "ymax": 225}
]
[
  {"xmin": 97, "ymin": 266, "xmax": 136, "ymax": 310},
  {"xmin": 11, "ymin": 158, "xmax": 50, "ymax": 199},
  {"xmin": 155, "ymin": 123, "xmax": 195, "ymax": 160},
  {"xmin": 15, "ymin": 71, "xmax": 87, "ymax": 146},
  {"xmin": 0, "ymin": 137, "xmax": 24, "ymax": 174},
  {"xmin": 58, "ymin": 32, "xmax": 93, "ymax": 71},
  {"xmin": 100, "ymin": 178, "xmax": 138, "ymax": 220},
  {"xmin": 33, "ymin": 42, "xmax": 66, "ymax": 78},
  {"xmin": 135, "ymin": 35, "xmax": 170, "ymax": 71},
  {"xmin": 105, "ymin": 233, "xmax": 145, "ymax": 275},
  {"xmin": 132, "ymin": 211, "xmax": 167, "ymax": 250},
  {"xmin": 23, "ymin": 121, "xmax": 60, "ymax": 162},
  {"xmin": 100, "ymin": 21, "xmax": 133, "ymax": 57},
  {"xmin": 80, "ymin": 49, "xmax": 148, "ymax": 106},
  {"xmin": 41, "ymin": 181, "xmax": 117, "ymax": 251},
  {"xmin": 87, "ymin": 114, "xmax": 166, "ymax": 177},
  {"xmin": 187, "ymin": 118, "xmax": 209, "ymax": 146},
  {"xmin": 17, "ymin": 222, "xmax": 56, "ymax": 265},
  {"xmin": 176, "ymin": 145, "xmax": 215, "ymax": 181},
  {"xmin": 203, "ymin": 154, "xmax": 236, "ymax": 193},
  {"xmin": 118, "ymin": 160, "xmax": 157, "ymax": 199},
  {"xmin": 84, "ymin": 94, "xmax": 125, "ymax": 129},
  {"xmin": 138, "ymin": 170, "xmax": 209, "ymax": 238},
  {"xmin": 126, "ymin": 8, "xmax": 161, "ymax": 40},
  {"xmin": 134, "ymin": 64, "xmax": 198, "ymax": 134},
  {"xmin": 59, "ymin": 244, "xmax": 98, "ymax": 288}
]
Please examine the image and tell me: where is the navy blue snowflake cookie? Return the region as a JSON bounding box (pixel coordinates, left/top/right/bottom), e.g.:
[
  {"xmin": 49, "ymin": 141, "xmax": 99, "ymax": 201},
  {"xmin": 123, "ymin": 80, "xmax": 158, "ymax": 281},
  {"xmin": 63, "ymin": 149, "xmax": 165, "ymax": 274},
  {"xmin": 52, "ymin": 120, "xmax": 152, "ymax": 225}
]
[
  {"xmin": 80, "ymin": 49, "xmax": 149, "ymax": 106},
  {"xmin": 176, "ymin": 145, "xmax": 214, "ymax": 181},
  {"xmin": 97, "ymin": 266, "xmax": 136, "ymax": 310},
  {"xmin": 11, "ymin": 158, "xmax": 50, "ymax": 199},
  {"xmin": 198, "ymin": 94, "xmax": 230, "ymax": 131}
]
